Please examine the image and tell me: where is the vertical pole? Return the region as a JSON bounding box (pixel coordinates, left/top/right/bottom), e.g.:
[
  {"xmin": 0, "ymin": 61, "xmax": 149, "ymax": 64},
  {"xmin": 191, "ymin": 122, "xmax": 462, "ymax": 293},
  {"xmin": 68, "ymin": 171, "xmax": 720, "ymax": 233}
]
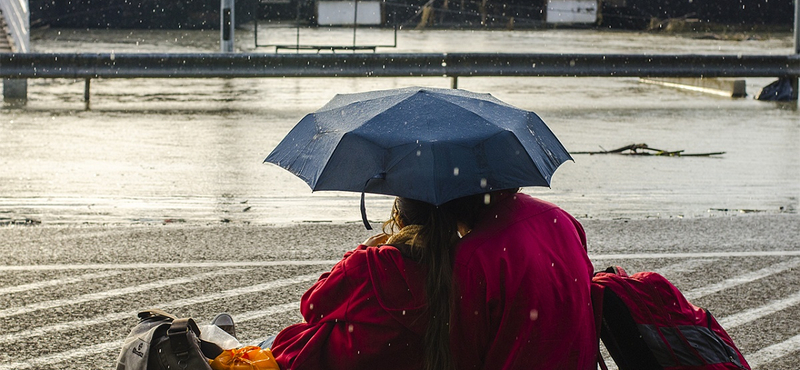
[
  {"xmin": 296, "ymin": 1, "xmax": 301, "ymax": 53},
  {"xmin": 253, "ymin": 0, "xmax": 259, "ymax": 47},
  {"xmin": 793, "ymin": 0, "xmax": 800, "ymax": 99},
  {"xmin": 353, "ymin": 0, "xmax": 359, "ymax": 51},
  {"xmin": 221, "ymin": 0, "xmax": 235, "ymax": 53},
  {"xmin": 84, "ymin": 78, "xmax": 91, "ymax": 102}
]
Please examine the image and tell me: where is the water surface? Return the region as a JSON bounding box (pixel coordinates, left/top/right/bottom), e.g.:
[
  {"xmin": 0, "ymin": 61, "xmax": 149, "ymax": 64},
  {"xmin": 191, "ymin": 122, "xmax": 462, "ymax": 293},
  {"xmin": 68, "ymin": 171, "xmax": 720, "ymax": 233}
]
[{"xmin": 1, "ymin": 26, "xmax": 797, "ymax": 224}]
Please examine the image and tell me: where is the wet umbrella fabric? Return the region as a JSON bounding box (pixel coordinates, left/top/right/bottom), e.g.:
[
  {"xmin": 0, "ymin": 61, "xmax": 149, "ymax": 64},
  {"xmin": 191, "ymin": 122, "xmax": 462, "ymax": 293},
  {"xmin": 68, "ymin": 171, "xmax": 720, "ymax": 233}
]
[{"xmin": 265, "ymin": 87, "xmax": 572, "ymax": 228}]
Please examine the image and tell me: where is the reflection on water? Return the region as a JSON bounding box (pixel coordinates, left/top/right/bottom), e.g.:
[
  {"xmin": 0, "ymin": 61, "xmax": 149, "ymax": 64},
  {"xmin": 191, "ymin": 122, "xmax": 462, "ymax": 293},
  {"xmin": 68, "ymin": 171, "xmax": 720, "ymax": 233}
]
[{"xmin": 0, "ymin": 27, "xmax": 798, "ymax": 225}]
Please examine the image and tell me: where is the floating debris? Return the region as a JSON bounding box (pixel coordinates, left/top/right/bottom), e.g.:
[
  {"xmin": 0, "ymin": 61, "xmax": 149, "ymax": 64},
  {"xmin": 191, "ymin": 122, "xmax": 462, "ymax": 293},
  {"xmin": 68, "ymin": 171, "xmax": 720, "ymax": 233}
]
[
  {"xmin": 709, "ymin": 208, "xmax": 770, "ymax": 213},
  {"xmin": 0, "ymin": 218, "xmax": 42, "ymax": 226},
  {"xmin": 571, "ymin": 143, "xmax": 725, "ymax": 157}
]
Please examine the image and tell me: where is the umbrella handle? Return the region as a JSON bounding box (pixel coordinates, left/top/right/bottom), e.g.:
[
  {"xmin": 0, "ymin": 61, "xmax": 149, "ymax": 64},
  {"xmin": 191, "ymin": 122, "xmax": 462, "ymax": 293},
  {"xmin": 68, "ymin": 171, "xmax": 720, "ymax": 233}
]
[
  {"xmin": 361, "ymin": 191, "xmax": 372, "ymax": 230},
  {"xmin": 360, "ymin": 173, "xmax": 386, "ymax": 230}
]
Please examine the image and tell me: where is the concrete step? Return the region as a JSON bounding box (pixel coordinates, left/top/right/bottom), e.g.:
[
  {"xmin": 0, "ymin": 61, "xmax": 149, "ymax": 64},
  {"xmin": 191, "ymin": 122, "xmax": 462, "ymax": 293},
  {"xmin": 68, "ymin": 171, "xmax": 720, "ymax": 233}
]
[{"xmin": 0, "ymin": 9, "xmax": 13, "ymax": 52}]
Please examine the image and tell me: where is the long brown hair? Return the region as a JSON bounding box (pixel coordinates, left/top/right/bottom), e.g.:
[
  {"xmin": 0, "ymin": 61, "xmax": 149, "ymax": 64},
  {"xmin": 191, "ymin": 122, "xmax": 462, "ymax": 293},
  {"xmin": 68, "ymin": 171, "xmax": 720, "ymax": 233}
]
[{"xmin": 384, "ymin": 190, "xmax": 512, "ymax": 370}]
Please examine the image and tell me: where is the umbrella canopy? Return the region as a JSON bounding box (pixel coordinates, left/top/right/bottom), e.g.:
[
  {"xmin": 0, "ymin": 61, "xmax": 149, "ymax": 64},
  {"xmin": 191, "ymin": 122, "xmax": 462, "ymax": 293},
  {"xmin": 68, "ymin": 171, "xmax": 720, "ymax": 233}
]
[{"xmin": 265, "ymin": 86, "xmax": 572, "ymax": 227}]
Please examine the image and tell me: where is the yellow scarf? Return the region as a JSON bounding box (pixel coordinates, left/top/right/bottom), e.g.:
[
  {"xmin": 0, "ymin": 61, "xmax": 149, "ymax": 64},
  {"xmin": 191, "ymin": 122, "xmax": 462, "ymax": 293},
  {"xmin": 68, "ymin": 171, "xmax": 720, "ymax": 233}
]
[{"xmin": 385, "ymin": 225, "xmax": 424, "ymax": 248}]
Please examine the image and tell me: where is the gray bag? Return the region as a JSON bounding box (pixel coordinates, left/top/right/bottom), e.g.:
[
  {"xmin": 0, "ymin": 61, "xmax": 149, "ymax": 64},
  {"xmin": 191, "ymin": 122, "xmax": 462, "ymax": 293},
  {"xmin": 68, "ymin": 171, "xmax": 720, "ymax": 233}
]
[{"xmin": 116, "ymin": 309, "xmax": 221, "ymax": 370}]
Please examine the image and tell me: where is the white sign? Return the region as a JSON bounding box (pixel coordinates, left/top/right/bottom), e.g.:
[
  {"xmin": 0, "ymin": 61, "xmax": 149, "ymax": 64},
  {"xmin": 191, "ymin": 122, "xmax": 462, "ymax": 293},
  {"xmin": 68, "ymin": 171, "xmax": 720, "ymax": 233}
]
[{"xmin": 317, "ymin": 1, "xmax": 382, "ymax": 26}]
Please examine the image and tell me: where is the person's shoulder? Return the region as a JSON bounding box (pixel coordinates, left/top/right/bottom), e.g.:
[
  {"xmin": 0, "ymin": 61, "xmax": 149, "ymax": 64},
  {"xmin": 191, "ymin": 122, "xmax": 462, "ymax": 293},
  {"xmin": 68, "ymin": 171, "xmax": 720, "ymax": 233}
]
[
  {"xmin": 346, "ymin": 244, "xmax": 407, "ymax": 265},
  {"xmin": 512, "ymin": 193, "xmax": 559, "ymax": 213}
]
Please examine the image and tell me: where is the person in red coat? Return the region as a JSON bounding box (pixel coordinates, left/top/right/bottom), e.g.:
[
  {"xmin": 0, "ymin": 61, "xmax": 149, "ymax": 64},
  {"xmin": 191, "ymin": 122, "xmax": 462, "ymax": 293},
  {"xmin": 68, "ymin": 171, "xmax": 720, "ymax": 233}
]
[
  {"xmin": 449, "ymin": 191, "xmax": 596, "ymax": 370},
  {"xmin": 269, "ymin": 190, "xmax": 596, "ymax": 370},
  {"xmin": 269, "ymin": 239, "xmax": 429, "ymax": 370}
]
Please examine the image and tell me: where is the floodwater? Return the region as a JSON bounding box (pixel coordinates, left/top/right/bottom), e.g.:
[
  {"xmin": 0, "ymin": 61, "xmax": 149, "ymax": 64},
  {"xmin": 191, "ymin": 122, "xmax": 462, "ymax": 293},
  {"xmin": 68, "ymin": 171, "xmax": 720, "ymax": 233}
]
[{"xmin": 1, "ymin": 25, "xmax": 798, "ymax": 225}]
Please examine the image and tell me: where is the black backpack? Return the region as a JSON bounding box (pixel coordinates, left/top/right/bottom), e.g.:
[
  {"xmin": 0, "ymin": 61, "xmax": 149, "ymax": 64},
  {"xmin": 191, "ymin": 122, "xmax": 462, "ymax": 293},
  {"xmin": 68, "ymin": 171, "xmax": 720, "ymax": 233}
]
[{"xmin": 591, "ymin": 267, "xmax": 750, "ymax": 370}]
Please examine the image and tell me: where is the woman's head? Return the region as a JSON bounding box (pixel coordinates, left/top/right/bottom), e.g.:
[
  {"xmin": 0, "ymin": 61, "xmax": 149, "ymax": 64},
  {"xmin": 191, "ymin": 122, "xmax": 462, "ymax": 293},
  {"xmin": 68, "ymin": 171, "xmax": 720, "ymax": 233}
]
[
  {"xmin": 383, "ymin": 197, "xmax": 436, "ymax": 234},
  {"xmin": 386, "ymin": 188, "xmax": 518, "ymax": 235}
]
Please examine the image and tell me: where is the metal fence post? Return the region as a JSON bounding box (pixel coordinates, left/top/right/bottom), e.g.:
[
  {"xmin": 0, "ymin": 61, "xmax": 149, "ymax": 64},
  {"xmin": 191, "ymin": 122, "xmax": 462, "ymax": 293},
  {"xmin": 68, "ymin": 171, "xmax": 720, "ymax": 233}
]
[
  {"xmin": 221, "ymin": 0, "xmax": 235, "ymax": 53},
  {"xmin": 794, "ymin": 0, "xmax": 800, "ymax": 99}
]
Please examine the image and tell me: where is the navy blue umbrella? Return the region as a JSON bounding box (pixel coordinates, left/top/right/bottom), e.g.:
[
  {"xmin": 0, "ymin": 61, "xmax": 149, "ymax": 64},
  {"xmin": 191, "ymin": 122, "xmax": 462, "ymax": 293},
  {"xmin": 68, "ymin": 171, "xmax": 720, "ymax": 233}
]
[{"xmin": 265, "ymin": 86, "xmax": 572, "ymax": 229}]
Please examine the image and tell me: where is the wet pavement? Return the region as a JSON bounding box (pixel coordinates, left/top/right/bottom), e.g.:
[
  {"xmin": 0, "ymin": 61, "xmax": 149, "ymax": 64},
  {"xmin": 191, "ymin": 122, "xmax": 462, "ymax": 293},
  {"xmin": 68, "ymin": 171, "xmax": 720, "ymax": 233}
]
[{"xmin": 0, "ymin": 214, "xmax": 798, "ymax": 369}]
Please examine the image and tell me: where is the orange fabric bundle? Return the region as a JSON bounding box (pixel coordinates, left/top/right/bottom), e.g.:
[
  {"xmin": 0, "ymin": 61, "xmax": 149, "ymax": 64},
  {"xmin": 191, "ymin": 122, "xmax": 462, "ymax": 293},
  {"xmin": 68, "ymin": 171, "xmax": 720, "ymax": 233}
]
[{"xmin": 209, "ymin": 346, "xmax": 281, "ymax": 370}]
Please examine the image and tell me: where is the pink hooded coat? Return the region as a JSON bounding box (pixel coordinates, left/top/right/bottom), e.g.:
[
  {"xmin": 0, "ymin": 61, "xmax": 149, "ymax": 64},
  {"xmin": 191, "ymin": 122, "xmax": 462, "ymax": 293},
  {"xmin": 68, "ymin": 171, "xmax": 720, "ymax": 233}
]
[{"xmin": 451, "ymin": 193, "xmax": 596, "ymax": 370}]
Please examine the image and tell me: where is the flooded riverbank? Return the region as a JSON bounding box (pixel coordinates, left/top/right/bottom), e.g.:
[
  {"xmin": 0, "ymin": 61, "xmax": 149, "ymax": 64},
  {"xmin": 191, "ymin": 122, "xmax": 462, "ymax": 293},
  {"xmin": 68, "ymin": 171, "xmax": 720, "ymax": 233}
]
[{"xmin": 1, "ymin": 27, "xmax": 798, "ymax": 225}]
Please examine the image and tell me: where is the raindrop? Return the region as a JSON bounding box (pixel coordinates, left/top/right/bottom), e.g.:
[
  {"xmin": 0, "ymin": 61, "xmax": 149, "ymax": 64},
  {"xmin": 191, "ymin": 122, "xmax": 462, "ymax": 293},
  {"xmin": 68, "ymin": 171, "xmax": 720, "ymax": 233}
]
[
  {"xmin": 551, "ymin": 263, "xmax": 555, "ymax": 267},
  {"xmin": 553, "ymin": 218, "xmax": 557, "ymax": 224},
  {"xmin": 474, "ymin": 311, "xmax": 479, "ymax": 315},
  {"xmin": 348, "ymin": 324, "xmax": 354, "ymax": 333},
  {"xmin": 480, "ymin": 178, "xmax": 487, "ymax": 188},
  {"xmin": 453, "ymin": 167, "xmax": 460, "ymax": 176},
  {"xmin": 402, "ymin": 310, "xmax": 406, "ymax": 315},
  {"xmin": 416, "ymin": 150, "xmax": 421, "ymax": 157},
  {"xmin": 483, "ymin": 194, "xmax": 491, "ymax": 204},
  {"xmin": 503, "ymin": 247, "xmax": 506, "ymax": 251},
  {"xmin": 529, "ymin": 309, "xmax": 539, "ymax": 321},
  {"xmin": 569, "ymin": 60, "xmax": 576, "ymax": 67},
  {"xmin": 309, "ymin": 303, "xmax": 314, "ymax": 310},
  {"xmin": 531, "ymin": 63, "xmax": 536, "ymax": 68}
]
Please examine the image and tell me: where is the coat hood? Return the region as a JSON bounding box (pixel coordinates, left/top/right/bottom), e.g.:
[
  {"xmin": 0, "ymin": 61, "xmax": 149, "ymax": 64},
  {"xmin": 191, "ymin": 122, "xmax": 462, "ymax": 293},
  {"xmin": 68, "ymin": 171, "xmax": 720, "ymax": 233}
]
[{"xmin": 364, "ymin": 245, "xmax": 428, "ymax": 336}]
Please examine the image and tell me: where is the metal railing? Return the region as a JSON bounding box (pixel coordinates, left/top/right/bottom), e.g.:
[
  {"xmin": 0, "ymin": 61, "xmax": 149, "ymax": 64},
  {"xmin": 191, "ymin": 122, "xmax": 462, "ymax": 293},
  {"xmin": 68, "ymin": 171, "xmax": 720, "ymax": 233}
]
[
  {"xmin": 1, "ymin": 52, "xmax": 798, "ymax": 100},
  {"xmin": 2, "ymin": 52, "xmax": 798, "ymax": 79}
]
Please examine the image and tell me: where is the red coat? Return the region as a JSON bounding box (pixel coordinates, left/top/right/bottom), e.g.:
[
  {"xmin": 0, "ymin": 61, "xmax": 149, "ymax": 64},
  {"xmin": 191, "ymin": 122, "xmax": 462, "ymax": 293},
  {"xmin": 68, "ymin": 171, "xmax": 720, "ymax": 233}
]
[
  {"xmin": 451, "ymin": 193, "xmax": 596, "ymax": 370},
  {"xmin": 271, "ymin": 244, "xmax": 428, "ymax": 370}
]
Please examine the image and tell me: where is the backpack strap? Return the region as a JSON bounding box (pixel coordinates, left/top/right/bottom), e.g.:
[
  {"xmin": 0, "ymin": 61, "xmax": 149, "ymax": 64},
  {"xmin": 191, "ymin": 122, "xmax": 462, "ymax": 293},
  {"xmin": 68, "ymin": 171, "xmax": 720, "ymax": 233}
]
[
  {"xmin": 138, "ymin": 308, "xmax": 177, "ymax": 322},
  {"xmin": 166, "ymin": 318, "xmax": 201, "ymax": 363},
  {"xmin": 603, "ymin": 266, "xmax": 628, "ymax": 277},
  {"xmin": 592, "ymin": 266, "xmax": 629, "ymax": 370},
  {"xmin": 591, "ymin": 273, "xmax": 608, "ymax": 370},
  {"xmin": 592, "ymin": 288, "xmax": 609, "ymax": 370}
]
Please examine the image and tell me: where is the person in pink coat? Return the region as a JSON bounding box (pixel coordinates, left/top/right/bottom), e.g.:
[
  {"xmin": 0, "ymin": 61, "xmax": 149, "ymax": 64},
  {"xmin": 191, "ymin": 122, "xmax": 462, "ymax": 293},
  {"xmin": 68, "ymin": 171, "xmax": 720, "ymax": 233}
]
[
  {"xmin": 449, "ymin": 191, "xmax": 596, "ymax": 370},
  {"xmin": 269, "ymin": 190, "xmax": 596, "ymax": 370}
]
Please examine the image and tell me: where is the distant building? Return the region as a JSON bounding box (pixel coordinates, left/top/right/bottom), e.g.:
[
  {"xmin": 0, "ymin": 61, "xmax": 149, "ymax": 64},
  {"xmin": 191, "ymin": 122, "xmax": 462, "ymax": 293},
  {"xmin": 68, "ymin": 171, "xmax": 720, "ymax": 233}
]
[
  {"xmin": 28, "ymin": 0, "xmax": 794, "ymax": 29},
  {"xmin": 601, "ymin": 0, "xmax": 794, "ymax": 29},
  {"xmin": 30, "ymin": 0, "xmax": 257, "ymax": 29},
  {"xmin": 275, "ymin": 0, "xmax": 794, "ymax": 29}
]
